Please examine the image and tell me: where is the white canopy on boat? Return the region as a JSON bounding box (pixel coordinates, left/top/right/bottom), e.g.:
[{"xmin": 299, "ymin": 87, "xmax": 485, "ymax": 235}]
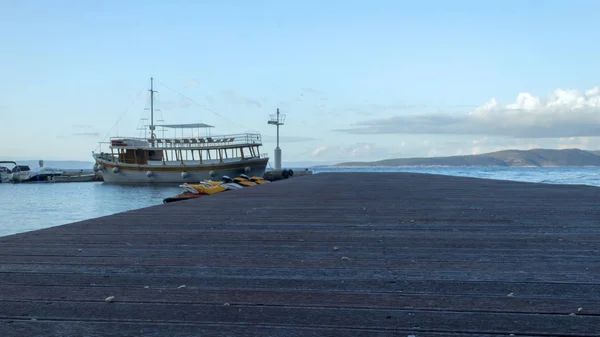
[{"xmin": 156, "ymin": 123, "xmax": 214, "ymax": 129}]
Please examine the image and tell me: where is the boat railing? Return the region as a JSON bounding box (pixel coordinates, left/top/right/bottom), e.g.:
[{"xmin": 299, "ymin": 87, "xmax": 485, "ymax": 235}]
[
  {"xmin": 94, "ymin": 152, "xmax": 118, "ymax": 162},
  {"xmin": 108, "ymin": 133, "xmax": 263, "ymax": 149}
]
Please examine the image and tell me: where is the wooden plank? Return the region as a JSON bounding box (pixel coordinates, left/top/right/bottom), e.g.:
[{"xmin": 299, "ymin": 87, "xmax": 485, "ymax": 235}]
[
  {"xmin": 0, "ymin": 264, "xmax": 598, "ymax": 283},
  {"xmin": 1, "ymin": 272, "xmax": 599, "ymax": 300},
  {"xmin": 0, "ymin": 300, "xmax": 598, "ymax": 336},
  {"xmin": 0, "ymin": 321, "xmax": 528, "ymax": 337},
  {"xmin": 0, "ymin": 285, "xmax": 597, "ymax": 315},
  {"xmin": 0, "ymin": 247, "xmax": 597, "ymax": 265},
  {"xmin": 1, "ymin": 172, "xmax": 599, "ymax": 336},
  {"xmin": 0, "ymin": 255, "xmax": 599, "ymax": 276}
]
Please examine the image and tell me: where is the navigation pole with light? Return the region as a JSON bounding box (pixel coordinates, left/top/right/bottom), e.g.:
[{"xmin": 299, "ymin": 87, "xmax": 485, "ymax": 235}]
[{"xmin": 267, "ymin": 108, "xmax": 286, "ymax": 170}]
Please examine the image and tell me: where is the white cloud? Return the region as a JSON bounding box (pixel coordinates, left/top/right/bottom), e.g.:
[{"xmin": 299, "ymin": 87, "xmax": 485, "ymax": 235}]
[
  {"xmin": 350, "ymin": 143, "xmax": 372, "ymax": 157},
  {"xmin": 184, "ymin": 79, "xmax": 199, "ymax": 88},
  {"xmin": 310, "ymin": 142, "xmax": 388, "ymax": 161},
  {"xmin": 336, "ymin": 87, "xmax": 600, "ymax": 138},
  {"xmin": 262, "ymin": 135, "xmax": 317, "ymax": 143},
  {"xmin": 72, "ymin": 132, "xmax": 101, "ymax": 137},
  {"xmin": 298, "ymin": 133, "xmax": 600, "ymax": 164},
  {"xmin": 221, "ymin": 89, "xmax": 262, "ymax": 108},
  {"xmin": 557, "ymin": 136, "xmax": 597, "ymax": 150},
  {"xmin": 311, "ymin": 146, "xmax": 328, "ymax": 157},
  {"xmin": 160, "ymin": 97, "xmax": 194, "ymax": 110}
]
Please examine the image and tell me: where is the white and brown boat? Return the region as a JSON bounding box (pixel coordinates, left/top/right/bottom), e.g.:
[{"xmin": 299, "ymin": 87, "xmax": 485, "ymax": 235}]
[{"xmin": 92, "ymin": 78, "xmax": 269, "ymax": 184}]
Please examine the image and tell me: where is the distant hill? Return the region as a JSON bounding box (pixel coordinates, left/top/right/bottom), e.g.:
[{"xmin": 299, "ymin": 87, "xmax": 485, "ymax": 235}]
[{"xmin": 333, "ymin": 149, "xmax": 600, "ymax": 167}]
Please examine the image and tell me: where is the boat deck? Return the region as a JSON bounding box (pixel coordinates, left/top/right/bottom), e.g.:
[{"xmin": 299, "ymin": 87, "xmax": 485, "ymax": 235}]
[
  {"xmin": 106, "ymin": 133, "xmax": 264, "ymax": 151},
  {"xmin": 1, "ymin": 172, "xmax": 599, "ymax": 336}
]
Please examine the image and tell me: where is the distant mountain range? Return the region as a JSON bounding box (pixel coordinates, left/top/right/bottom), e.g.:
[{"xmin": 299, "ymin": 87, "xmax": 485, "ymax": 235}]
[
  {"xmin": 330, "ymin": 149, "xmax": 600, "ymax": 168},
  {"xmin": 4, "ymin": 149, "xmax": 600, "ymax": 170}
]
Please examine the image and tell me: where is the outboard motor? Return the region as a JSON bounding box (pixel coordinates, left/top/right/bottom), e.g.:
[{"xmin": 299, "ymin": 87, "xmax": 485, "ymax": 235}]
[{"xmin": 239, "ymin": 174, "xmax": 250, "ymax": 180}]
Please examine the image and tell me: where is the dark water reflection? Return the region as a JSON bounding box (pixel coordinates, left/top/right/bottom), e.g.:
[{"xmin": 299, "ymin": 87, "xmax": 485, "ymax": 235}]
[{"xmin": 0, "ymin": 182, "xmax": 181, "ymax": 237}]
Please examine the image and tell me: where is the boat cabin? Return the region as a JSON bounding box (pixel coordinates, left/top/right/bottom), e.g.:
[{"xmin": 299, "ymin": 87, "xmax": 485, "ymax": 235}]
[
  {"xmin": 12, "ymin": 165, "xmax": 31, "ymax": 173},
  {"xmin": 100, "ymin": 124, "xmax": 265, "ymax": 166}
]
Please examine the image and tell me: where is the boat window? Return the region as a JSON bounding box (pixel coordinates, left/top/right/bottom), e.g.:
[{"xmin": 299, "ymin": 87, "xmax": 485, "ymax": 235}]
[
  {"xmin": 147, "ymin": 150, "xmax": 163, "ymax": 161},
  {"xmin": 12, "ymin": 165, "xmax": 31, "ymax": 173}
]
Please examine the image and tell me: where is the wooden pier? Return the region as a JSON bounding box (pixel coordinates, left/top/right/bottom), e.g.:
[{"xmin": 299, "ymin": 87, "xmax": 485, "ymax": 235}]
[{"xmin": 1, "ymin": 172, "xmax": 599, "ymax": 336}]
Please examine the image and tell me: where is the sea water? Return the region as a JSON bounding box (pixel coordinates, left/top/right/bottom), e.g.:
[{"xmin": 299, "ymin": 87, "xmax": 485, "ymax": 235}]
[
  {"xmin": 0, "ymin": 167, "xmax": 598, "ymax": 237},
  {"xmin": 313, "ymin": 166, "xmax": 600, "ymax": 187}
]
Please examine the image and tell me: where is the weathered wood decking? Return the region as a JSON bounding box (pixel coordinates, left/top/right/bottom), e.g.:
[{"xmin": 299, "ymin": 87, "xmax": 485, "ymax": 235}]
[{"xmin": 1, "ymin": 172, "xmax": 599, "ymax": 336}]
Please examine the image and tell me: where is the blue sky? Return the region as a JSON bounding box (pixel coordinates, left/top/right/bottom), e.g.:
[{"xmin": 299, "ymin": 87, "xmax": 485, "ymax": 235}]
[{"xmin": 1, "ymin": 0, "xmax": 600, "ymax": 164}]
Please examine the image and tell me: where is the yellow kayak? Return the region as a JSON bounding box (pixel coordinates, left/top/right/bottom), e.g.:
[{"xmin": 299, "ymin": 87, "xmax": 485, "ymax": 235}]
[
  {"xmin": 233, "ymin": 177, "xmax": 257, "ymax": 186},
  {"xmin": 184, "ymin": 183, "xmax": 227, "ymax": 195},
  {"xmin": 202, "ymin": 180, "xmax": 221, "ymax": 186},
  {"xmin": 249, "ymin": 176, "xmax": 270, "ymax": 184},
  {"xmin": 203, "ymin": 175, "xmax": 248, "ymax": 186},
  {"xmin": 200, "ymin": 175, "xmax": 263, "ymax": 188},
  {"xmin": 238, "ymin": 174, "xmax": 269, "ymax": 185}
]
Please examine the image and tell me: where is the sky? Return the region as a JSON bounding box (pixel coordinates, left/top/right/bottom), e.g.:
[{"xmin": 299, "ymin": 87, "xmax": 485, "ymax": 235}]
[{"xmin": 1, "ymin": 0, "xmax": 600, "ymax": 165}]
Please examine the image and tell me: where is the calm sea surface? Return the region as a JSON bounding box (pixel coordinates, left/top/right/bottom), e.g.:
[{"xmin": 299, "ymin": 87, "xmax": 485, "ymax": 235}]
[{"xmin": 1, "ymin": 167, "xmax": 598, "ymax": 237}]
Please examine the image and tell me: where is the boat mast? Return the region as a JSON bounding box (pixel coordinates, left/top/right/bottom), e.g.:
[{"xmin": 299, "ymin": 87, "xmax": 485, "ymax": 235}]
[{"xmin": 149, "ymin": 77, "xmax": 156, "ymax": 146}]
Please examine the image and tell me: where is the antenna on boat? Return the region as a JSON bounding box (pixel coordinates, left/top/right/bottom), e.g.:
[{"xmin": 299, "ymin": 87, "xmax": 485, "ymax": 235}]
[
  {"xmin": 149, "ymin": 77, "xmax": 157, "ymax": 146},
  {"xmin": 267, "ymin": 108, "xmax": 286, "ymax": 170}
]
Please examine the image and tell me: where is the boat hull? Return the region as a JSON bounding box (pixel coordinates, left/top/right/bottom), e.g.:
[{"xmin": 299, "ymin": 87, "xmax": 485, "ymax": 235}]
[
  {"xmin": 7, "ymin": 171, "xmax": 33, "ymax": 183},
  {"xmin": 22, "ymin": 173, "xmax": 63, "ymax": 182},
  {"xmin": 95, "ymin": 158, "xmax": 269, "ymax": 184},
  {"xmin": 52, "ymin": 174, "xmax": 98, "ymax": 183}
]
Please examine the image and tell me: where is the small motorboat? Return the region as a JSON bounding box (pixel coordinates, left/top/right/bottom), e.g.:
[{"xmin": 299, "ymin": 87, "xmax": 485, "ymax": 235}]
[
  {"xmin": 0, "ymin": 163, "xmax": 13, "ymax": 183},
  {"xmin": 51, "ymin": 174, "xmax": 98, "ymax": 183},
  {"xmin": 22, "ymin": 166, "xmax": 65, "ymax": 182},
  {"xmin": 1, "ymin": 162, "xmax": 31, "ymax": 183}
]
